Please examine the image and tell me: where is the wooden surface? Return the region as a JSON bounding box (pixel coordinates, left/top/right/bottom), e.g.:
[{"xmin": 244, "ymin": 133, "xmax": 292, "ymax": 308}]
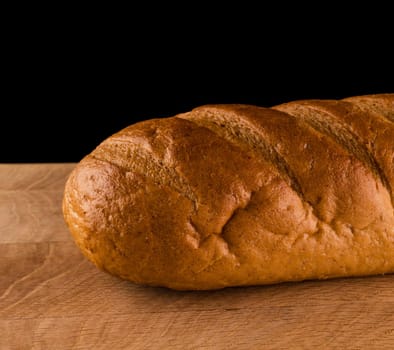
[{"xmin": 1, "ymin": 164, "xmax": 394, "ymax": 350}]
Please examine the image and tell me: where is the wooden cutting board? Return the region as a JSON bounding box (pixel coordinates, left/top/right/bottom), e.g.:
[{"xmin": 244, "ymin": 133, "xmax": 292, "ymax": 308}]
[{"xmin": 1, "ymin": 163, "xmax": 394, "ymax": 349}]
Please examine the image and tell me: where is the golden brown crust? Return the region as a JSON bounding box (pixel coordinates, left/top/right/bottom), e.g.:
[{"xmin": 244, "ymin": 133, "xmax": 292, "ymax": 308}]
[{"xmin": 63, "ymin": 94, "xmax": 394, "ymax": 290}]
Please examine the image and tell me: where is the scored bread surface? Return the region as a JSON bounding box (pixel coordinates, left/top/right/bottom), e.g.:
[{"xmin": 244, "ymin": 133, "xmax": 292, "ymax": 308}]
[{"xmin": 63, "ymin": 94, "xmax": 394, "ymax": 290}]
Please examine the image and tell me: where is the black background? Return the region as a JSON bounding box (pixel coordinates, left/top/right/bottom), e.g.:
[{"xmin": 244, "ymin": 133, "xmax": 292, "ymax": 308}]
[{"xmin": 3, "ymin": 9, "xmax": 394, "ymax": 163}]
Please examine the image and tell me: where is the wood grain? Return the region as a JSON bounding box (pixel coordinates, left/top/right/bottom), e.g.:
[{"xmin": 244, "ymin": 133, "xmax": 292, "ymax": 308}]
[
  {"xmin": 1, "ymin": 163, "xmax": 394, "ymax": 349},
  {"xmin": 0, "ymin": 164, "xmax": 74, "ymax": 243}
]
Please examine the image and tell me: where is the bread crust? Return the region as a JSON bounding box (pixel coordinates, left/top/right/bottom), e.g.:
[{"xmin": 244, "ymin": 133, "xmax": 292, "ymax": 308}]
[{"xmin": 63, "ymin": 94, "xmax": 394, "ymax": 290}]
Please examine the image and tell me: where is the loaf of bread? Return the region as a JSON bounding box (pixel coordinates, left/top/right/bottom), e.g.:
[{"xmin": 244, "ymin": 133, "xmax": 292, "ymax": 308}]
[{"xmin": 62, "ymin": 94, "xmax": 394, "ymax": 290}]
